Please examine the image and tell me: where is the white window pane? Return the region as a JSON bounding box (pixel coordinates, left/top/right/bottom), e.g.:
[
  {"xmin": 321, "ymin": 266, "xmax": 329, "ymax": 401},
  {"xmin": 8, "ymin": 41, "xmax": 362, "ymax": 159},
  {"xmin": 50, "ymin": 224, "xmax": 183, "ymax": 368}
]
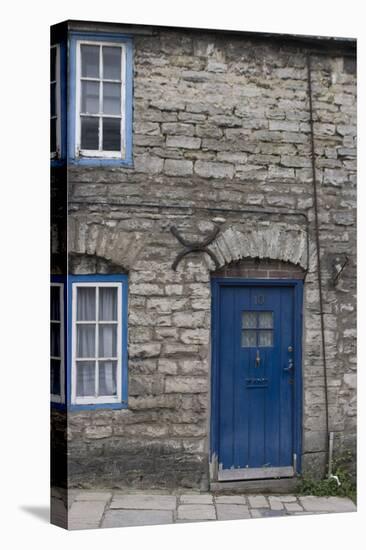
[
  {"xmin": 103, "ymin": 46, "xmax": 121, "ymax": 80},
  {"xmin": 51, "ymin": 286, "xmax": 60, "ymax": 320},
  {"xmin": 99, "ymin": 287, "xmax": 118, "ymax": 321},
  {"xmin": 259, "ymin": 331, "xmax": 273, "ymax": 347},
  {"xmin": 242, "ymin": 311, "xmax": 256, "ymax": 329},
  {"xmin": 103, "ymin": 82, "xmax": 121, "ymax": 115},
  {"xmin": 51, "ymin": 323, "xmax": 61, "ymax": 356},
  {"xmin": 80, "ymin": 117, "xmax": 99, "ymax": 150},
  {"xmin": 77, "ymin": 287, "xmax": 96, "ymax": 320},
  {"xmin": 242, "ymin": 330, "xmax": 256, "ymax": 347},
  {"xmin": 81, "ymin": 45, "xmax": 100, "ymax": 78},
  {"xmin": 102, "ymin": 117, "xmax": 121, "ymax": 151},
  {"xmin": 258, "ymin": 312, "xmax": 273, "ymax": 329},
  {"xmin": 99, "ymin": 361, "xmax": 117, "ymax": 396},
  {"xmin": 51, "ymin": 359, "xmax": 61, "ymax": 395},
  {"xmin": 76, "ymin": 361, "xmax": 95, "ymax": 396},
  {"xmin": 81, "ymin": 81, "xmax": 100, "ymax": 114},
  {"xmin": 77, "ymin": 325, "xmax": 96, "ymax": 357},
  {"xmin": 99, "ymin": 324, "xmax": 117, "ymax": 357}
]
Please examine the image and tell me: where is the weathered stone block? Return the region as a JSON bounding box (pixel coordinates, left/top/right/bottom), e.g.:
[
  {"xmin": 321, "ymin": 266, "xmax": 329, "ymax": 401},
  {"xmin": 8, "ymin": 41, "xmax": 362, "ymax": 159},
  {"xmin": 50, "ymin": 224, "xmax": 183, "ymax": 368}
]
[
  {"xmin": 164, "ymin": 159, "xmax": 193, "ymax": 176},
  {"xmin": 165, "ymin": 376, "xmax": 208, "ymax": 393},
  {"xmin": 194, "ymin": 161, "xmax": 234, "ymax": 179}
]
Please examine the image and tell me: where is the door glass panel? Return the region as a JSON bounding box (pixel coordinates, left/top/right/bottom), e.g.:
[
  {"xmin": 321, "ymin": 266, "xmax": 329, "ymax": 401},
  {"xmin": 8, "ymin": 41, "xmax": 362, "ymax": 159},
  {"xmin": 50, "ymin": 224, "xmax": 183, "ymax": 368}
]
[
  {"xmin": 258, "ymin": 330, "xmax": 273, "ymax": 347},
  {"xmin": 242, "ymin": 311, "xmax": 257, "ymax": 329},
  {"xmin": 242, "ymin": 330, "xmax": 256, "ymax": 347},
  {"xmin": 258, "ymin": 311, "xmax": 273, "ymax": 329},
  {"xmin": 76, "ymin": 361, "xmax": 95, "ymax": 396}
]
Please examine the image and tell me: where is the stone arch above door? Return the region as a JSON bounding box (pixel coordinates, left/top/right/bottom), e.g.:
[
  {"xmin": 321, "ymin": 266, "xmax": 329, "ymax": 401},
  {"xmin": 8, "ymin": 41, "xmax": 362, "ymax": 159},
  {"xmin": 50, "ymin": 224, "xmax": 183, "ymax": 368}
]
[{"xmin": 207, "ymin": 225, "xmax": 308, "ymax": 272}]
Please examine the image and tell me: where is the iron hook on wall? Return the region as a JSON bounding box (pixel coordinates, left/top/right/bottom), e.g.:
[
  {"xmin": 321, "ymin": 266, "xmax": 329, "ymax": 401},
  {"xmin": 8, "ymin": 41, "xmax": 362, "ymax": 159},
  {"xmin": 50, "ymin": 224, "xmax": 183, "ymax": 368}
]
[{"xmin": 170, "ymin": 225, "xmax": 221, "ymax": 271}]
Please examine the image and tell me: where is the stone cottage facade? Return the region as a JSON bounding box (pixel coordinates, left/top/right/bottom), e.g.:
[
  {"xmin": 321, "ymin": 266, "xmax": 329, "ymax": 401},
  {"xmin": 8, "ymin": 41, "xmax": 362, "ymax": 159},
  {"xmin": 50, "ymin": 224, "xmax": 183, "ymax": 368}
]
[{"xmin": 51, "ymin": 20, "xmax": 356, "ymax": 492}]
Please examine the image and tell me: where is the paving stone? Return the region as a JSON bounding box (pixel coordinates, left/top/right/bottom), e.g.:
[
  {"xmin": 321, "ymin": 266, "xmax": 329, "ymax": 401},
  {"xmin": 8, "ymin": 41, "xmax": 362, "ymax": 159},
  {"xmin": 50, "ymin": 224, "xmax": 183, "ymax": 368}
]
[
  {"xmin": 74, "ymin": 491, "xmax": 112, "ymax": 502},
  {"xmin": 180, "ymin": 493, "xmax": 213, "ymax": 504},
  {"xmin": 278, "ymin": 495, "xmax": 298, "ymax": 502},
  {"xmin": 102, "ymin": 509, "xmax": 173, "ymax": 528},
  {"xmin": 215, "ymin": 495, "xmax": 247, "ymax": 504},
  {"xmin": 299, "ymin": 496, "xmax": 356, "ymax": 513},
  {"xmin": 268, "ymin": 497, "xmax": 284, "ymax": 510},
  {"xmin": 68, "ymin": 501, "xmax": 107, "ymax": 530},
  {"xmin": 248, "ymin": 495, "xmax": 269, "ymax": 508},
  {"xmin": 177, "ymin": 504, "xmax": 216, "ymax": 521},
  {"xmin": 110, "ymin": 494, "xmax": 177, "ymax": 510},
  {"xmin": 216, "ymin": 504, "xmax": 251, "ymax": 520},
  {"xmin": 284, "ymin": 502, "xmax": 304, "ymax": 513}
]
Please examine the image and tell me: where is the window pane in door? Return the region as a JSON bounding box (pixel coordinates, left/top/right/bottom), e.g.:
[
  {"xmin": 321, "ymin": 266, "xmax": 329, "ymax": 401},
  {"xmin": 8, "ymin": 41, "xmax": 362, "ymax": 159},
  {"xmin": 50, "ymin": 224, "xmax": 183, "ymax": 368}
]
[
  {"xmin": 242, "ymin": 330, "xmax": 256, "ymax": 347},
  {"xmin": 99, "ymin": 287, "xmax": 118, "ymax": 320},
  {"xmin": 81, "ymin": 81, "xmax": 99, "ymax": 114},
  {"xmin": 51, "ymin": 359, "xmax": 61, "ymax": 395},
  {"xmin": 103, "ymin": 82, "xmax": 121, "ymax": 115},
  {"xmin": 103, "ymin": 46, "xmax": 121, "ymax": 80},
  {"xmin": 80, "ymin": 117, "xmax": 99, "ymax": 150},
  {"xmin": 258, "ymin": 312, "xmax": 273, "ymax": 329},
  {"xmin": 81, "ymin": 45, "xmax": 100, "ymax": 78},
  {"xmin": 77, "ymin": 325, "xmax": 96, "ymax": 357},
  {"xmin": 99, "ymin": 324, "xmax": 117, "ymax": 357},
  {"xmin": 259, "ymin": 331, "xmax": 273, "ymax": 347},
  {"xmin": 242, "ymin": 311, "xmax": 257, "ymax": 329},
  {"xmin": 102, "ymin": 118, "xmax": 121, "ymax": 151},
  {"xmin": 76, "ymin": 361, "xmax": 95, "ymax": 396},
  {"xmin": 77, "ymin": 287, "xmax": 96, "ymax": 320},
  {"xmin": 99, "ymin": 361, "xmax": 117, "ymax": 396}
]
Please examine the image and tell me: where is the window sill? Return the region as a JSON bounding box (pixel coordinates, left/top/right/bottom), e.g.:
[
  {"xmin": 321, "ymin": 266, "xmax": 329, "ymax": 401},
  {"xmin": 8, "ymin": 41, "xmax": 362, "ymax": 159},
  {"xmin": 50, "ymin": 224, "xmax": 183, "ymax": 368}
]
[
  {"xmin": 68, "ymin": 156, "xmax": 133, "ymax": 167},
  {"xmin": 51, "ymin": 401, "xmax": 128, "ymax": 411}
]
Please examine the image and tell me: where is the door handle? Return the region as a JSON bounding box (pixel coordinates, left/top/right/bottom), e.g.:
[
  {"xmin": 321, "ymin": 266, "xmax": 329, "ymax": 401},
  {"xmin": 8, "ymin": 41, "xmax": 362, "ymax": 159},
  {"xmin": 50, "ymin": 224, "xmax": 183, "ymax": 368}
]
[
  {"xmin": 284, "ymin": 359, "xmax": 293, "ymax": 372},
  {"xmin": 255, "ymin": 350, "xmax": 261, "ymax": 368}
]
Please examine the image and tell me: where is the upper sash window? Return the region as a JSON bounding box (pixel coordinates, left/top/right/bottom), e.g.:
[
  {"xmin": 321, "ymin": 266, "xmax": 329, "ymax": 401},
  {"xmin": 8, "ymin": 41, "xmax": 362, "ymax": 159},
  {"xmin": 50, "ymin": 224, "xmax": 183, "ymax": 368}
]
[{"xmin": 50, "ymin": 45, "xmax": 61, "ymax": 159}]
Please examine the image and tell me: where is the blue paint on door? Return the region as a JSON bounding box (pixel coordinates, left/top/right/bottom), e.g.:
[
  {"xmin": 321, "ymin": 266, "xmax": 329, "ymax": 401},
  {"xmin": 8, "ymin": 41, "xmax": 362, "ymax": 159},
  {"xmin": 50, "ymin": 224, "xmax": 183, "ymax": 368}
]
[{"xmin": 211, "ymin": 280, "xmax": 303, "ymax": 476}]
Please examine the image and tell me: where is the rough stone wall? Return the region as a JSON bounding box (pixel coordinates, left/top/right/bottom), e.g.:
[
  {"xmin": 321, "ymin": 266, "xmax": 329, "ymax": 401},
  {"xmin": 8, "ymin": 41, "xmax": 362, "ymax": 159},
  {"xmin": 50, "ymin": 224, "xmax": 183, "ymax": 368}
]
[{"xmin": 64, "ymin": 25, "xmax": 357, "ymax": 488}]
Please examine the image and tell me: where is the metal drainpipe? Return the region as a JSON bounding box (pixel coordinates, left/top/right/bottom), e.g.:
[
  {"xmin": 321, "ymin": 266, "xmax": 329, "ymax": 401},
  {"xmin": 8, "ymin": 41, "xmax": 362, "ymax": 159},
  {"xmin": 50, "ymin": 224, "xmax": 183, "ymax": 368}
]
[{"xmin": 306, "ymin": 53, "xmax": 330, "ymax": 475}]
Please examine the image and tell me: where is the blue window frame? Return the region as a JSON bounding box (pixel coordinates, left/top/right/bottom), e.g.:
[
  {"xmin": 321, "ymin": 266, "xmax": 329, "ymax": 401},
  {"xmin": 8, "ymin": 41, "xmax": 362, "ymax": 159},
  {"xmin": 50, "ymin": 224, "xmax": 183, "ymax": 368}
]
[
  {"xmin": 50, "ymin": 274, "xmax": 128, "ymax": 410},
  {"xmin": 68, "ymin": 32, "xmax": 133, "ymax": 166}
]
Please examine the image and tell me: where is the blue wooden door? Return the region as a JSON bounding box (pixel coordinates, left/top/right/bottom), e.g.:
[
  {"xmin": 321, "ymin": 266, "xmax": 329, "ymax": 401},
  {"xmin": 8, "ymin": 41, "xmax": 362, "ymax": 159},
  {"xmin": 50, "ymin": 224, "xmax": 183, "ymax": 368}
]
[{"xmin": 217, "ymin": 285, "xmax": 296, "ymax": 480}]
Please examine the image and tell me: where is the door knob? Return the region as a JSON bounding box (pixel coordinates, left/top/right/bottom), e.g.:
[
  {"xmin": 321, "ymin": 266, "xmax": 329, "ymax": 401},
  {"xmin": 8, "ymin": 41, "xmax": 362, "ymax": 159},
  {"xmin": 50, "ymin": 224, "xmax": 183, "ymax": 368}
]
[{"xmin": 284, "ymin": 358, "xmax": 293, "ymax": 372}]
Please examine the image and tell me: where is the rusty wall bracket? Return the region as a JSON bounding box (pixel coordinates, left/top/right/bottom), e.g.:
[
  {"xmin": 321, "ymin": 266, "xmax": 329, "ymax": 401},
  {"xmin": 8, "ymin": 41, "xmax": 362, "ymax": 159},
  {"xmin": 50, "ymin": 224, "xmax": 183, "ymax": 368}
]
[{"xmin": 170, "ymin": 225, "xmax": 221, "ymax": 271}]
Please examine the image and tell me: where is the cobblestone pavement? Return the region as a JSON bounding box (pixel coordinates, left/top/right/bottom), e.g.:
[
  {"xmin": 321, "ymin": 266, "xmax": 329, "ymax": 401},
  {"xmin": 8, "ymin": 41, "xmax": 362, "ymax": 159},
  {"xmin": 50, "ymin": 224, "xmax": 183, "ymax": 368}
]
[{"xmin": 51, "ymin": 490, "xmax": 356, "ymax": 530}]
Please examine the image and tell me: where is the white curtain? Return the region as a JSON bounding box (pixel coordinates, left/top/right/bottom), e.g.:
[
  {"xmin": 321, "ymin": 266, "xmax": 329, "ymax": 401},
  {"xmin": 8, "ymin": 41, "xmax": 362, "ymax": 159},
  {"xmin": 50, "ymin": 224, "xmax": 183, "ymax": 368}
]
[
  {"xmin": 76, "ymin": 286, "xmax": 118, "ymax": 397},
  {"xmin": 99, "ymin": 361, "xmax": 117, "ymax": 395}
]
